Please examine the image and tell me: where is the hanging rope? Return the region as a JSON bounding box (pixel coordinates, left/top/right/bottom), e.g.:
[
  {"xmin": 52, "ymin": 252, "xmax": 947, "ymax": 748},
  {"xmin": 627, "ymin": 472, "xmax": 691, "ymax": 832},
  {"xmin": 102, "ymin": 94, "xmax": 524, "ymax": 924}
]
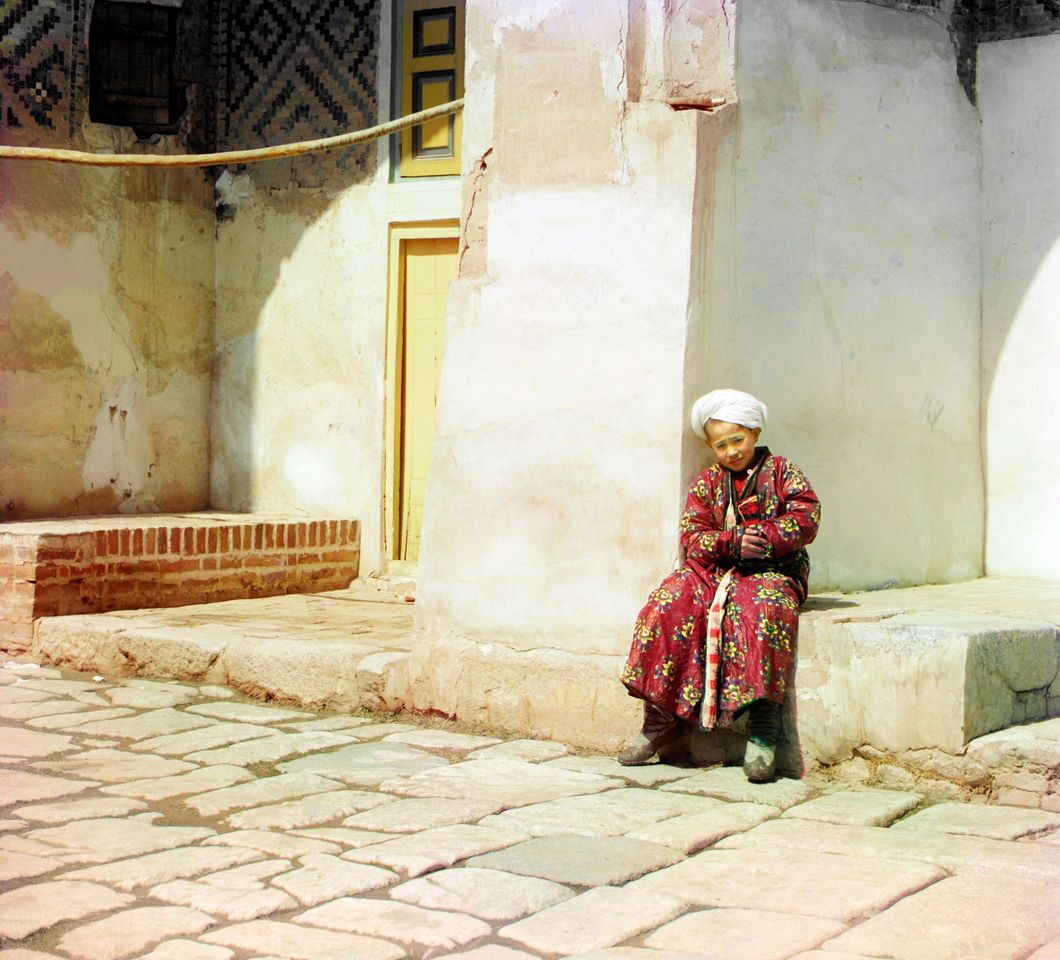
[{"xmin": 0, "ymin": 98, "xmax": 464, "ymax": 168}]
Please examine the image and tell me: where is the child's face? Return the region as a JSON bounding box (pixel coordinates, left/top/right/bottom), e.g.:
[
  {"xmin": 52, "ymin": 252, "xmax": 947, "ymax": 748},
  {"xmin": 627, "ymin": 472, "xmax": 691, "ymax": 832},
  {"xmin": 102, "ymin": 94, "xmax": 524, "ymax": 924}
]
[{"xmin": 705, "ymin": 419, "xmax": 761, "ymax": 472}]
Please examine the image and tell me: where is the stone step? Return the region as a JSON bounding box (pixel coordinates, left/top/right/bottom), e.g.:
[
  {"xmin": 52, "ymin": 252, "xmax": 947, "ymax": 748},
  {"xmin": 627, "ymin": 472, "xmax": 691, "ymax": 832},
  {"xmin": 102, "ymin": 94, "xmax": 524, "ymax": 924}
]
[
  {"xmin": 0, "ymin": 513, "xmax": 360, "ymax": 655},
  {"xmin": 30, "ymin": 590, "xmax": 412, "ymax": 715}
]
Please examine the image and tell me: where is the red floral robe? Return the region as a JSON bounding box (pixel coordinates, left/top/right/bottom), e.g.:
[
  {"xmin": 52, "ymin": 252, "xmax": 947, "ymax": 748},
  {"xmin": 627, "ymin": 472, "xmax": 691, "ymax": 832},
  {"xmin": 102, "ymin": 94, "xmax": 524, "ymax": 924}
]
[{"xmin": 622, "ymin": 448, "xmax": 821, "ymax": 726}]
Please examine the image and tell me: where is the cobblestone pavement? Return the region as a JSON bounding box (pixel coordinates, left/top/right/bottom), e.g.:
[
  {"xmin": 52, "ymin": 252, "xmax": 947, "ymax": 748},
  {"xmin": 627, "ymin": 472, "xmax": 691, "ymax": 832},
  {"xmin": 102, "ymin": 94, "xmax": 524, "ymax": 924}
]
[{"xmin": 2, "ymin": 662, "xmax": 1059, "ymax": 960}]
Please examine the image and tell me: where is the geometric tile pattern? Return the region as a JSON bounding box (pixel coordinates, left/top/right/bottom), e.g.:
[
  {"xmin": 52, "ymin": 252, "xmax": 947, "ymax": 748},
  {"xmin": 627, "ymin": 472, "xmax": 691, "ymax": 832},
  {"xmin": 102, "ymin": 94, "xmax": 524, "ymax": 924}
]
[
  {"xmin": 0, "ymin": 0, "xmax": 75, "ymax": 132},
  {"xmin": 213, "ymin": 0, "xmax": 379, "ymax": 174}
]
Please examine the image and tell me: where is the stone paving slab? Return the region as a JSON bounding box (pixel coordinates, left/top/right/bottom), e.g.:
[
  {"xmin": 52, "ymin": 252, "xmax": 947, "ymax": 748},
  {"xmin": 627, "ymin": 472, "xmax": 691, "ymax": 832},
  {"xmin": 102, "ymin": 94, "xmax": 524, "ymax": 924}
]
[
  {"xmin": 0, "ymin": 848, "xmax": 63, "ymax": 881},
  {"xmin": 343, "ymin": 796, "xmax": 504, "ymax": 832},
  {"xmin": 781, "ymin": 787, "xmax": 922, "ymax": 826},
  {"xmin": 198, "ymin": 857, "xmax": 291, "ymax": 888},
  {"xmin": 34, "ymin": 747, "xmax": 195, "ymax": 782},
  {"xmin": 563, "ymin": 949, "xmax": 719, "ymax": 960},
  {"xmin": 630, "ymin": 847, "xmax": 945, "ymax": 922},
  {"xmin": 0, "ymin": 768, "xmax": 97, "ymax": 803},
  {"xmin": 132, "ymin": 722, "xmax": 282, "ymax": 756},
  {"xmin": 1028, "ymin": 942, "xmax": 1060, "ymax": 960},
  {"xmin": 0, "ymin": 699, "xmax": 98, "ymax": 721},
  {"xmin": 826, "ymin": 875, "xmax": 1060, "ymax": 959},
  {"xmin": 0, "ymin": 685, "xmax": 53, "ymax": 703},
  {"xmin": 64, "ymin": 708, "xmax": 215, "ymax": 739},
  {"xmin": 661, "ymin": 766, "xmax": 817, "ymax": 808},
  {"xmin": 891, "ymin": 801, "xmax": 1060, "ymax": 839},
  {"xmin": 13, "ymin": 795, "xmax": 148, "ymax": 823},
  {"xmin": 25, "ymin": 816, "xmax": 214, "ymax": 864},
  {"xmin": 0, "ymin": 727, "xmax": 76, "ymax": 758},
  {"xmin": 200, "ymin": 918, "xmax": 406, "ymax": 960},
  {"xmin": 185, "ymin": 731, "xmax": 356, "ymax": 766},
  {"xmin": 27, "ymin": 707, "xmax": 136, "ymax": 729},
  {"xmin": 59, "ymin": 844, "xmax": 264, "ymax": 890},
  {"xmin": 150, "ymin": 877, "xmax": 297, "ymax": 920},
  {"xmin": 0, "ymin": 879, "xmax": 134, "ymax": 939},
  {"xmin": 383, "ymin": 729, "xmax": 503, "ymax": 757},
  {"xmin": 185, "ymin": 701, "xmax": 315, "ymax": 723},
  {"xmin": 379, "ymin": 757, "xmax": 621, "ymax": 806},
  {"xmin": 544, "ymin": 756, "xmax": 694, "ymax": 786},
  {"xmin": 282, "ymin": 716, "xmax": 376, "ymax": 732},
  {"xmin": 498, "ymin": 885, "xmax": 687, "ymax": 955},
  {"xmin": 390, "ymin": 866, "xmax": 573, "ymax": 921},
  {"xmin": 625, "ymin": 802, "xmax": 781, "ymax": 853},
  {"xmin": 105, "ymin": 686, "xmax": 197, "ymax": 709},
  {"xmin": 343, "ymin": 823, "xmax": 531, "ymax": 877},
  {"xmin": 467, "ymin": 738, "xmax": 570, "ymax": 762},
  {"xmin": 184, "ymin": 772, "xmax": 345, "ymax": 817},
  {"xmin": 225, "ymin": 789, "xmax": 393, "ymax": 830},
  {"xmin": 204, "ymin": 829, "xmax": 343, "ymax": 858},
  {"xmin": 271, "ymin": 853, "xmax": 397, "ymax": 905},
  {"xmin": 132, "ymin": 941, "xmax": 234, "ymax": 960},
  {"xmin": 478, "ymin": 787, "xmax": 729, "ymax": 838},
  {"xmin": 717, "ymin": 818, "xmax": 1060, "ymax": 882},
  {"xmin": 55, "ymin": 906, "xmax": 215, "ymax": 960},
  {"xmin": 277, "ymin": 741, "xmax": 450, "ymax": 787},
  {"xmin": 296, "ymin": 897, "xmax": 493, "ymax": 955},
  {"xmin": 101, "ymin": 763, "xmax": 255, "ymax": 801},
  {"xmin": 288, "ymin": 826, "xmax": 397, "ymax": 848},
  {"xmin": 644, "ymin": 907, "xmax": 846, "ymax": 960},
  {"xmin": 440, "ymin": 948, "xmax": 539, "ymax": 960},
  {"xmin": 467, "ymin": 833, "xmax": 682, "ymax": 886}
]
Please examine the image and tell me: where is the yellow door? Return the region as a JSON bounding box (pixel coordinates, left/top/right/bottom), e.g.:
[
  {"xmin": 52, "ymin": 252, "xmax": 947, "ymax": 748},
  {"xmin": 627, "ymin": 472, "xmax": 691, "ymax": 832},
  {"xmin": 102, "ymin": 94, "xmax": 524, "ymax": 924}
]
[{"xmin": 397, "ymin": 236, "xmax": 458, "ymax": 562}]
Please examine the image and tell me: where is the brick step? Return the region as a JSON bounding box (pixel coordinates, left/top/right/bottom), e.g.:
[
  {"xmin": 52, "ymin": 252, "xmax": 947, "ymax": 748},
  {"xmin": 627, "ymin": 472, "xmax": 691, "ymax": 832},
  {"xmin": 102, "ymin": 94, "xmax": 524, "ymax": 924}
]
[{"xmin": 0, "ymin": 513, "xmax": 360, "ymax": 654}]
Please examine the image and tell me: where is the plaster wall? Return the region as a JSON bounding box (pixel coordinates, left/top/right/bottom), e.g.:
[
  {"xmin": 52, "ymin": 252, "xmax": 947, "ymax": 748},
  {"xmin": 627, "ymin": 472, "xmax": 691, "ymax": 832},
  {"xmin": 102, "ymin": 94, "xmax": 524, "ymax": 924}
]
[
  {"xmin": 0, "ymin": 136, "xmax": 213, "ymax": 520},
  {"xmin": 209, "ymin": 170, "xmax": 391, "ymax": 571},
  {"xmin": 414, "ymin": 0, "xmax": 735, "ymax": 656},
  {"xmin": 702, "ymin": 0, "xmax": 984, "ymax": 590},
  {"xmin": 979, "ymin": 36, "xmax": 1060, "ymax": 582}
]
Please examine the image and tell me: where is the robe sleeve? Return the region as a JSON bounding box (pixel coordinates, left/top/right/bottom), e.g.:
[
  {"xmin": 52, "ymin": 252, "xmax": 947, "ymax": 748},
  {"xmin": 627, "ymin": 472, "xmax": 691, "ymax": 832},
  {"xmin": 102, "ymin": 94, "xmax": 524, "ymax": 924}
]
[
  {"xmin": 757, "ymin": 458, "xmax": 821, "ymax": 558},
  {"xmin": 679, "ymin": 473, "xmax": 740, "ymax": 563}
]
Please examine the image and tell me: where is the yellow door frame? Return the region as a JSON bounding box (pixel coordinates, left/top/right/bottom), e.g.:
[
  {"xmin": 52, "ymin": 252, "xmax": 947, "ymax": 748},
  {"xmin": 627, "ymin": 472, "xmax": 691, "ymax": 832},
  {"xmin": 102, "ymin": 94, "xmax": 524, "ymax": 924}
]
[{"xmin": 384, "ymin": 220, "xmax": 460, "ymax": 573}]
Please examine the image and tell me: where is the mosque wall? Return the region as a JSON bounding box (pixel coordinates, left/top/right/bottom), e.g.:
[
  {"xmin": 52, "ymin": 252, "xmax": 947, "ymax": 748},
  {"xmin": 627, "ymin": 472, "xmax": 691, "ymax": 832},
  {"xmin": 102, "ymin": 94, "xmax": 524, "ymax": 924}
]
[
  {"xmin": 0, "ymin": 0, "xmax": 215, "ymax": 520},
  {"xmin": 412, "ymin": 0, "xmax": 737, "ymax": 659},
  {"xmin": 979, "ymin": 35, "xmax": 1060, "ymax": 582},
  {"xmin": 698, "ymin": 0, "xmax": 985, "ymax": 591}
]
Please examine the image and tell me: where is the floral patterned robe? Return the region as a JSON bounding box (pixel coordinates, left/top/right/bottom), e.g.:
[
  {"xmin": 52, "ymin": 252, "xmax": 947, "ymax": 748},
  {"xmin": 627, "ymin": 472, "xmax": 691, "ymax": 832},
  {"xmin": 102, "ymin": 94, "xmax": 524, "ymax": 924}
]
[{"xmin": 622, "ymin": 448, "xmax": 821, "ymax": 726}]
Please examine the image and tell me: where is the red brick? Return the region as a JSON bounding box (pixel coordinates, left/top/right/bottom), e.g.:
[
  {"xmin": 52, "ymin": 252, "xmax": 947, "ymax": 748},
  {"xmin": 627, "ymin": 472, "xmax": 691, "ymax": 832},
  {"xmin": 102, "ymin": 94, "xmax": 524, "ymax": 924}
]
[
  {"xmin": 293, "ymin": 552, "xmax": 322, "ymax": 565},
  {"xmin": 230, "ymin": 527, "xmax": 241, "ymax": 550},
  {"xmin": 262, "ymin": 526, "xmax": 273, "ymax": 549},
  {"xmin": 159, "ymin": 558, "xmax": 202, "ymax": 575},
  {"xmin": 254, "ymin": 525, "xmax": 264, "ymax": 550},
  {"xmin": 94, "ymin": 531, "xmax": 108, "ymax": 555},
  {"xmin": 219, "ymin": 556, "xmax": 243, "ymax": 570},
  {"xmin": 132, "ymin": 529, "xmax": 143, "ymax": 554},
  {"xmin": 170, "ymin": 529, "xmax": 181, "ymax": 553},
  {"xmin": 119, "ymin": 529, "xmax": 131, "ymax": 555},
  {"xmin": 202, "ymin": 557, "xmax": 218, "ymax": 571},
  {"xmin": 219, "ymin": 527, "xmax": 230, "ymax": 552},
  {"xmin": 338, "ymin": 519, "xmax": 350, "ymax": 543},
  {"xmin": 208, "ymin": 528, "xmax": 218, "ymax": 553},
  {"xmin": 307, "ymin": 523, "xmax": 318, "ymax": 548},
  {"xmin": 196, "ymin": 528, "xmax": 206, "ymax": 553},
  {"xmin": 180, "ymin": 528, "xmax": 192, "ymax": 554},
  {"xmin": 243, "ymin": 525, "xmax": 256, "ymax": 551},
  {"xmin": 329, "ymin": 520, "xmax": 339, "ymax": 542},
  {"xmin": 320, "ymin": 549, "xmax": 358, "ymax": 565},
  {"xmin": 145, "ymin": 528, "xmax": 156, "ymax": 555},
  {"xmin": 108, "ymin": 530, "xmax": 120, "ymax": 555}
]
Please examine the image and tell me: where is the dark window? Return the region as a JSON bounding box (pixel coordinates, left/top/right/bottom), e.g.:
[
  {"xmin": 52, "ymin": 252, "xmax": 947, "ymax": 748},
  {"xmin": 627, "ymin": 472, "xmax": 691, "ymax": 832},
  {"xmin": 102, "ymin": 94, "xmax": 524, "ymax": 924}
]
[{"xmin": 89, "ymin": 2, "xmax": 180, "ymax": 132}]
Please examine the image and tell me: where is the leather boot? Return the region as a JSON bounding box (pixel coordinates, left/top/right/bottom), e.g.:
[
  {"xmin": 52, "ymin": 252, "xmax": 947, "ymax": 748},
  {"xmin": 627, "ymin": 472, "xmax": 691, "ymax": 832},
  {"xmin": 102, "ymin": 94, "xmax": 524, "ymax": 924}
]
[{"xmin": 617, "ymin": 702, "xmax": 682, "ymax": 765}]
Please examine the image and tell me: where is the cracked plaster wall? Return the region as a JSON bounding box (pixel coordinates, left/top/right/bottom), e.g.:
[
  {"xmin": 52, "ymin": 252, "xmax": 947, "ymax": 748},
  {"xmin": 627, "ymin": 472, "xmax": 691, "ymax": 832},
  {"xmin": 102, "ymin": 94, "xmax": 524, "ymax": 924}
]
[
  {"xmin": 979, "ymin": 35, "xmax": 1060, "ymax": 581},
  {"xmin": 0, "ymin": 137, "xmax": 214, "ymax": 520},
  {"xmin": 414, "ymin": 0, "xmax": 737, "ymax": 655}
]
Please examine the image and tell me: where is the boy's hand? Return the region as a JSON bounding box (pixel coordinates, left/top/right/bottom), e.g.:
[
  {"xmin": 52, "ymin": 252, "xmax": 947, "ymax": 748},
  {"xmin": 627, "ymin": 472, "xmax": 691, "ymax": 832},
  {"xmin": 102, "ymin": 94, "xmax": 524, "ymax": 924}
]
[{"xmin": 740, "ymin": 530, "xmax": 769, "ymax": 560}]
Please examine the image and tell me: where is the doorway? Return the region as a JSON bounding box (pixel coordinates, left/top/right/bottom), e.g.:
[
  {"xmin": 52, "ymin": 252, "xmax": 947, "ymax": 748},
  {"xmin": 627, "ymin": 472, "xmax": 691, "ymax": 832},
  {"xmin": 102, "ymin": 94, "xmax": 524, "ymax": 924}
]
[{"xmin": 385, "ymin": 223, "xmax": 459, "ymax": 570}]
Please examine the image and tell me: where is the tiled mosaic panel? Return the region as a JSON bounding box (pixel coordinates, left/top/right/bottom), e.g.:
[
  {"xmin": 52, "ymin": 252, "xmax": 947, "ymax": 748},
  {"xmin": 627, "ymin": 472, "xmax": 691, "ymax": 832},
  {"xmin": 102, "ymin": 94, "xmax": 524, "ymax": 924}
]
[
  {"xmin": 0, "ymin": 0, "xmax": 79, "ymax": 133},
  {"xmin": 214, "ymin": 0, "xmax": 379, "ymax": 173}
]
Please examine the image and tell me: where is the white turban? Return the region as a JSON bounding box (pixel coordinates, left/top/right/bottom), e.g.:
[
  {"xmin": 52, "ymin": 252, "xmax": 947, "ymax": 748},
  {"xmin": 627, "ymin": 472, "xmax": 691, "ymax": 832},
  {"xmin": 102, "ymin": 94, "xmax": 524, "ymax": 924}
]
[{"xmin": 691, "ymin": 389, "xmax": 768, "ymax": 440}]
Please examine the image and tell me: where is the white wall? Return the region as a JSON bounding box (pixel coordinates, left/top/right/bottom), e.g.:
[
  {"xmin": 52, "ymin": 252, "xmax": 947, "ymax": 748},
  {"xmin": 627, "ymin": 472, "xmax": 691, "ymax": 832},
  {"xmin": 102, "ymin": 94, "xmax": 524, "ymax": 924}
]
[
  {"xmin": 979, "ymin": 36, "xmax": 1060, "ymax": 582},
  {"xmin": 700, "ymin": 0, "xmax": 984, "ymax": 590},
  {"xmin": 414, "ymin": 0, "xmax": 733, "ymax": 655}
]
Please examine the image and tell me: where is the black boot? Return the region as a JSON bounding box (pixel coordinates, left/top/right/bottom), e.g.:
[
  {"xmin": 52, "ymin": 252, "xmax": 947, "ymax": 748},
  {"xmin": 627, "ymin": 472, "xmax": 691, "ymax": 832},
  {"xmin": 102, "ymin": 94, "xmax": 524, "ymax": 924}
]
[
  {"xmin": 743, "ymin": 698, "xmax": 780, "ymax": 782},
  {"xmin": 618, "ymin": 702, "xmax": 682, "ymax": 766}
]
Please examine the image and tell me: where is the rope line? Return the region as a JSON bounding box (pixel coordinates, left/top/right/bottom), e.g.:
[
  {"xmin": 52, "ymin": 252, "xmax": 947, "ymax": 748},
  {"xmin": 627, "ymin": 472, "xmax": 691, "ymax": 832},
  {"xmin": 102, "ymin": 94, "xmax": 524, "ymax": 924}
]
[{"xmin": 0, "ymin": 98, "xmax": 464, "ymax": 168}]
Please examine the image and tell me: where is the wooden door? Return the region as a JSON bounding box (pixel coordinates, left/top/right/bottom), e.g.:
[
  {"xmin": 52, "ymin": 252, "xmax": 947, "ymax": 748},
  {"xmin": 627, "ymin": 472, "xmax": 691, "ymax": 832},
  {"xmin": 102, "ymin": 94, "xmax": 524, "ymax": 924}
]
[{"xmin": 397, "ymin": 236, "xmax": 458, "ymax": 562}]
